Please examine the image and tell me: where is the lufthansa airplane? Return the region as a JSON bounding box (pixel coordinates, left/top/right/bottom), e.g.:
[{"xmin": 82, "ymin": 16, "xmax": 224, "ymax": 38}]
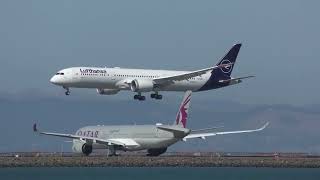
[
  {"xmin": 33, "ymin": 91, "xmax": 268, "ymax": 156},
  {"xmin": 50, "ymin": 44, "xmax": 254, "ymax": 100}
]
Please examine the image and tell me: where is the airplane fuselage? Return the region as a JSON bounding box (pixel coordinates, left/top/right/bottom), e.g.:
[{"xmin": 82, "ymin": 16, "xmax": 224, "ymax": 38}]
[
  {"xmin": 51, "ymin": 67, "xmax": 234, "ymax": 92},
  {"xmin": 72, "ymin": 124, "xmax": 190, "ymax": 152},
  {"xmin": 50, "ymin": 44, "xmax": 248, "ymax": 101},
  {"xmin": 34, "ymin": 90, "xmax": 267, "ymax": 156},
  {"xmin": 49, "ymin": 44, "xmax": 248, "ymax": 99}
]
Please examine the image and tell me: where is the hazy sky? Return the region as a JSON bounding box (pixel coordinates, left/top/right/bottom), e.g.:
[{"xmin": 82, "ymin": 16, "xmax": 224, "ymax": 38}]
[
  {"xmin": 1, "ymin": 1, "xmax": 320, "ymax": 153},
  {"xmin": 0, "ymin": 0, "xmax": 319, "ymax": 105}
]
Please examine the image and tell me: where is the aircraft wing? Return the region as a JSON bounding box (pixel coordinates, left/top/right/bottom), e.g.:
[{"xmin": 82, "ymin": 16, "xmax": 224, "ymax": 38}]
[
  {"xmin": 183, "ymin": 122, "xmax": 269, "ymax": 140},
  {"xmin": 33, "ymin": 124, "xmax": 138, "ymax": 147},
  {"xmin": 152, "ymin": 63, "xmax": 233, "ymax": 84}
]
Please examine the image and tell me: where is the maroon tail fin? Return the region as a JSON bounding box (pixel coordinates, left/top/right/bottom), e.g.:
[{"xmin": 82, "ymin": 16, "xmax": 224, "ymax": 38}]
[{"xmin": 175, "ymin": 91, "xmax": 192, "ymax": 128}]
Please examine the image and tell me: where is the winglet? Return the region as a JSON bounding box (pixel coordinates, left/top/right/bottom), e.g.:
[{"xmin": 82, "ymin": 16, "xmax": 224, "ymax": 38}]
[
  {"xmin": 259, "ymin": 122, "xmax": 270, "ymax": 131},
  {"xmin": 33, "ymin": 123, "xmax": 38, "ymax": 132}
]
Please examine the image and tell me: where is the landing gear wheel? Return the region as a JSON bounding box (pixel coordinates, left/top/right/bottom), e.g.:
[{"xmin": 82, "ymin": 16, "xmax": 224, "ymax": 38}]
[
  {"xmin": 155, "ymin": 94, "xmax": 162, "ymax": 100},
  {"xmin": 63, "ymin": 87, "xmax": 70, "ymax": 96},
  {"xmin": 151, "ymin": 93, "xmax": 162, "ymax": 100},
  {"xmin": 138, "ymin": 96, "xmax": 146, "ymax": 101},
  {"xmin": 134, "ymin": 94, "xmax": 146, "ymax": 101},
  {"xmin": 108, "ymin": 146, "xmax": 118, "ymax": 157},
  {"xmin": 134, "ymin": 95, "xmax": 139, "ymax": 100}
]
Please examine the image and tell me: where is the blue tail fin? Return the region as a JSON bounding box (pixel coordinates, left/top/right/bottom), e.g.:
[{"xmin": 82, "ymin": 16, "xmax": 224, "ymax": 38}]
[
  {"xmin": 198, "ymin": 44, "xmax": 242, "ymax": 91},
  {"xmin": 211, "ymin": 43, "xmax": 241, "ymax": 80}
]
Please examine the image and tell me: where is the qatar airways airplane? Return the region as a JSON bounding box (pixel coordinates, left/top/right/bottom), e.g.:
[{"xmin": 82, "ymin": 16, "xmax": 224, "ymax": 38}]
[
  {"xmin": 50, "ymin": 44, "xmax": 254, "ymax": 100},
  {"xmin": 33, "ymin": 91, "xmax": 268, "ymax": 156}
]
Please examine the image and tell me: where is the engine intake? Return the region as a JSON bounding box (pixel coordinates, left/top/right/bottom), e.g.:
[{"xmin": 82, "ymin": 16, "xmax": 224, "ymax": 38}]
[
  {"xmin": 147, "ymin": 147, "xmax": 167, "ymax": 156},
  {"xmin": 130, "ymin": 79, "xmax": 154, "ymax": 92},
  {"xmin": 72, "ymin": 141, "xmax": 93, "ymax": 156},
  {"xmin": 81, "ymin": 143, "xmax": 93, "ymax": 156}
]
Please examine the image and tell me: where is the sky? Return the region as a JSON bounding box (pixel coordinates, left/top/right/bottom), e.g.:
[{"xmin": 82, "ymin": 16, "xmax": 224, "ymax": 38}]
[
  {"xmin": 0, "ymin": 1, "xmax": 320, "ymax": 153},
  {"xmin": 0, "ymin": 0, "xmax": 319, "ymax": 105}
]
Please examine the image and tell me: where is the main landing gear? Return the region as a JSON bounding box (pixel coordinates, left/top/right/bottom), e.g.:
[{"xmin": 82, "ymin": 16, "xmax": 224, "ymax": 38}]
[
  {"xmin": 63, "ymin": 87, "xmax": 70, "ymax": 96},
  {"xmin": 150, "ymin": 93, "xmax": 162, "ymax": 100},
  {"xmin": 134, "ymin": 92, "xmax": 163, "ymax": 101},
  {"xmin": 134, "ymin": 93, "xmax": 146, "ymax": 101},
  {"xmin": 107, "ymin": 146, "xmax": 118, "ymax": 157}
]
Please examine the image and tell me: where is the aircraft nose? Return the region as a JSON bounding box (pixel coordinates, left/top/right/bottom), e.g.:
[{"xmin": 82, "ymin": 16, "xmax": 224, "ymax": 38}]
[{"xmin": 50, "ymin": 76, "xmax": 59, "ymax": 85}]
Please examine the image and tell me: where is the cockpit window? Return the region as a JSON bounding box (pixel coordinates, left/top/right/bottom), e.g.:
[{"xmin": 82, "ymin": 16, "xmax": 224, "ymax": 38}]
[{"xmin": 55, "ymin": 73, "xmax": 65, "ymax": 75}]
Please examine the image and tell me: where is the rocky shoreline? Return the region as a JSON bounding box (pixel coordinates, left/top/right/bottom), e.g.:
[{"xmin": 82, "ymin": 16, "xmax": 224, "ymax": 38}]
[{"xmin": 1, "ymin": 156, "xmax": 320, "ymax": 168}]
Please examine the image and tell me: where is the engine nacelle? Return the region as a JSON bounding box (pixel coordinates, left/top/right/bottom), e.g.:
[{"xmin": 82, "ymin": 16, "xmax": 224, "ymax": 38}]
[
  {"xmin": 72, "ymin": 141, "xmax": 93, "ymax": 156},
  {"xmin": 147, "ymin": 147, "xmax": 167, "ymax": 156},
  {"xmin": 81, "ymin": 143, "xmax": 93, "ymax": 156},
  {"xmin": 97, "ymin": 88, "xmax": 120, "ymax": 95},
  {"xmin": 130, "ymin": 79, "xmax": 154, "ymax": 92}
]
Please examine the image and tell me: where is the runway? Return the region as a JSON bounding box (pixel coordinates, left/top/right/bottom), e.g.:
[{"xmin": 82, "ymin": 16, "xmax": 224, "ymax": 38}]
[{"xmin": 0, "ymin": 152, "xmax": 320, "ymax": 168}]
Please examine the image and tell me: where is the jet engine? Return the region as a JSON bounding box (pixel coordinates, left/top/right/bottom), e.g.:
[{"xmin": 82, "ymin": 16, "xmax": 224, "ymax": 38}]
[
  {"xmin": 81, "ymin": 143, "xmax": 93, "ymax": 156},
  {"xmin": 97, "ymin": 88, "xmax": 120, "ymax": 95},
  {"xmin": 147, "ymin": 147, "xmax": 167, "ymax": 156},
  {"xmin": 72, "ymin": 142, "xmax": 93, "ymax": 156},
  {"xmin": 130, "ymin": 79, "xmax": 154, "ymax": 92}
]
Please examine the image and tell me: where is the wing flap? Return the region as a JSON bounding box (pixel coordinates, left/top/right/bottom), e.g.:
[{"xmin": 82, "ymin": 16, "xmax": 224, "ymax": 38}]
[
  {"xmin": 33, "ymin": 124, "xmax": 129, "ymax": 147},
  {"xmin": 108, "ymin": 138, "xmax": 139, "ymax": 147},
  {"xmin": 39, "ymin": 131, "xmax": 126, "ymax": 146}
]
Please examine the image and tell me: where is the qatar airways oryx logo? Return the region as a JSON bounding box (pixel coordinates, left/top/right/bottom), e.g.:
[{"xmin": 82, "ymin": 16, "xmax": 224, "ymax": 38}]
[
  {"xmin": 220, "ymin": 59, "xmax": 233, "ymax": 74},
  {"xmin": 80, "ymin": 69, "xmax": 107, "ymax": 74},
  {"xmin": 176, "ymin": 93, "xmax": 191, "ymax": 128}
]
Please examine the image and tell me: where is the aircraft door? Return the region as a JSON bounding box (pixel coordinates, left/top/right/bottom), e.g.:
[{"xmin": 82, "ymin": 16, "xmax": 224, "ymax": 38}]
[
  {"xmin": 72, "ymin": 69, "xmax": 80, "ymax": 81},
  {"xmin": 156, "ymin": 128, "xmax": 162, "ymax": 138},
  {"xmin": 109, "ymin": 70, "xmax": 116, "ymax": 81}
]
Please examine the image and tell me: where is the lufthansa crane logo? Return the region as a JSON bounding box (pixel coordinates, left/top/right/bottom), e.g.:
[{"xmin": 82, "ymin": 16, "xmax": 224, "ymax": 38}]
[{"xmin": 220, "ymin": 59, "xmax": 233, "ymax": 74}]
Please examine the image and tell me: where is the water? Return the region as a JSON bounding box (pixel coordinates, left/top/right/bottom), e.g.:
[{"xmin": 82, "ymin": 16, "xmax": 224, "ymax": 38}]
[{"xmin": 0, "ymin": 167, "xmax": 320, "ymax": 180}]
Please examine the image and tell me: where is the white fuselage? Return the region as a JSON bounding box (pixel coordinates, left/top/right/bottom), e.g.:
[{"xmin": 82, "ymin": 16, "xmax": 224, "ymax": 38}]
[
  {"xmin": 72, "ymin": 125, "xmax": 190, "ymax": 152},
  {"xmin": 49, "ymin": 44, "xmax": 246, "ymax": 98},
  {"xmin": 50, "ymin": 67, "xmax": 212, "ymax": 92}
]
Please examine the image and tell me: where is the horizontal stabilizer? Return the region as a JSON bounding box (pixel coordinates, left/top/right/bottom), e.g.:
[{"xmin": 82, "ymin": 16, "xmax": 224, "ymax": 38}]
[
  {"xmin": 157, "ymin": 126, "xmax": 189, "ymax": 133},
  {"xmin": 218, "ymin": 75, "xmax": 255, "ymax": 83},
  {"xmin": 157, "ymin": 125, "xmax": 190, "ymax": 138}
]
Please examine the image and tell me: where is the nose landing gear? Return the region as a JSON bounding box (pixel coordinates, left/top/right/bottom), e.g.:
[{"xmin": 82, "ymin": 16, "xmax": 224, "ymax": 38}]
[{"xmin": 63, "ymin": 87, "xmax": 70, "ymax": 96}]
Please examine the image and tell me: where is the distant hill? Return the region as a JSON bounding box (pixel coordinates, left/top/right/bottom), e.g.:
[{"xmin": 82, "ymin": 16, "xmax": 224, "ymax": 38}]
[{"xmin": 1, "ymin": 96, "xmax": 320, "ymax": 153}]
